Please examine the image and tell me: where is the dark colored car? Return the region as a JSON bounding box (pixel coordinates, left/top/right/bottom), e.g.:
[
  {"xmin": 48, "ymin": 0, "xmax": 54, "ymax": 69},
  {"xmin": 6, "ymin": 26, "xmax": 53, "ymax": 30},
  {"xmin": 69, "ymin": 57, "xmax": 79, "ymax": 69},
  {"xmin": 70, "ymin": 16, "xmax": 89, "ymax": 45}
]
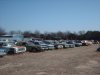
[
  {"xmin": 16, "ymin": 41, "xmax": 44, "ymax": 52},
  {"xmin": 97, "ymin": 47, "xmax": 100, "ymax": 52}
]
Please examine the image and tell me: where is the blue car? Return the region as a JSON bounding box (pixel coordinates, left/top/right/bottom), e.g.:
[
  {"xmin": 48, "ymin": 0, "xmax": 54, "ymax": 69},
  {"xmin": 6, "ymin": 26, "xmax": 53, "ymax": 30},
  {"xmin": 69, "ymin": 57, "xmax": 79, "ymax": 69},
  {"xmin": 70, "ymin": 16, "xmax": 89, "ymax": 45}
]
[{"xmin": 0, "ymin": 47, "xmax": 7, "ymax": 57}]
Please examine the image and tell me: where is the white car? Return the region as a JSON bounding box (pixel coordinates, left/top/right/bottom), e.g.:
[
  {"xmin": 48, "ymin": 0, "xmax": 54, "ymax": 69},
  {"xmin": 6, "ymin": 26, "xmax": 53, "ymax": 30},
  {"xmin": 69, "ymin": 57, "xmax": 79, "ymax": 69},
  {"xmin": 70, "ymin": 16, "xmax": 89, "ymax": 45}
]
[
  {"xmin": 59, "ymin": 41, "xmax": 69, "ymax": 48},
  {"xmin": 1, "ymin": 42, "xmax": 26, "ymax": 54}
]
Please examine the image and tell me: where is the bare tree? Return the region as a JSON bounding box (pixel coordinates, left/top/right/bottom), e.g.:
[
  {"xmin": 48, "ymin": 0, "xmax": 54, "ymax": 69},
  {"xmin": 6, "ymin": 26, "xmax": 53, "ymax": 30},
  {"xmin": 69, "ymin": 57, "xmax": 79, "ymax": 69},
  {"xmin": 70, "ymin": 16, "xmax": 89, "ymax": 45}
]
[
  {"xmin": 34, "ymin": 30, "xmax": 41, "ymax": 38},
  {"xmin": 78, "ymin": 31, "xmax": 86, "ymax": 35},
  {"xmin": 23, "ymin": 31, "xmax": 32, "ymax": 37},
  {"xmin": 0, "ymin": 27, "xmax": 6, "ymax": 35},
  {"xmin": 9, "ymin": 31, "xmax": 16, "ymax": 35}
]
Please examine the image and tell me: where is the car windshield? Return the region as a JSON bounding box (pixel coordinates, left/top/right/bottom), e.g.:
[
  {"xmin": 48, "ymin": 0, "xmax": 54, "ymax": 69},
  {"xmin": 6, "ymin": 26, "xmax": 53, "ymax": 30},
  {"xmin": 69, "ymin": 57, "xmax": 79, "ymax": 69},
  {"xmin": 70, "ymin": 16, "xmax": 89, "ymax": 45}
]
[
  {"xmin": 54, "ymin": 41, "xmax": 59, "ymax": 44},
  {"xmin": 44, "ymin": 41, "xmax": 51, "ymax": 44},
  {"xmin": 39, "ymin": 41, "xmax": 45, "ymax": 44},
  {"xmin": 27, "ymin": 42, "xmax": 35, "ymax": 46},
  {"xmin": 0, "ymin": 48, "xmax": 6, "ymax": 51},
  {"xmin": 66, "ymin": 41, "xmax": 73, "ymax": 44},
  {"xmin": 61, "ymin": 42, "xmax": 66, "ymax": 44},
  {"xmin": 75, "ymin": 41, "xmax": 81, "ymax": 43},
  {"xmin": 8, "ymin": 43, "xmax": 16, "ymax": 46}
]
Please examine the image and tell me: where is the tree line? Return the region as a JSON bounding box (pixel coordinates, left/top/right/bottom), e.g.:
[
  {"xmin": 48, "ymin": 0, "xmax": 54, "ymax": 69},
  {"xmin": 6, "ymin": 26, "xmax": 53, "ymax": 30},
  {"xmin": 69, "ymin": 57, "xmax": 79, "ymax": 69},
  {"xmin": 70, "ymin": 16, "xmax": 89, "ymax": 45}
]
[{"xmin": 0, "ymin": 27, "xmax": 100, "ymax": 40}]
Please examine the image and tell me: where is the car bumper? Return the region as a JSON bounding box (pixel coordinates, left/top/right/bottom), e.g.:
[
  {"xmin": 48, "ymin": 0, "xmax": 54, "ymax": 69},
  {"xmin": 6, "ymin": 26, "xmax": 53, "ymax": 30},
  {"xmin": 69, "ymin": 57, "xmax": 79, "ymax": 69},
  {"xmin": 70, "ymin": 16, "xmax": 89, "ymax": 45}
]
[
  {"xmin": 0, "ymin": 52, "xmax": 6, "ymax": 57},
  {"xmin": 48, "ymin": 46, "xmax": 54, "ymax": 50}
]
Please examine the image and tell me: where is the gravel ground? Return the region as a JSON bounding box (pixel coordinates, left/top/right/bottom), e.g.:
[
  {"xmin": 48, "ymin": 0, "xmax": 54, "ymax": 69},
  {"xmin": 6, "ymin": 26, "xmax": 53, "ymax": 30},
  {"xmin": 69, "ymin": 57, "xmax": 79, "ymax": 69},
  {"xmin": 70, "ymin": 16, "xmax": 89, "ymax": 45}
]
[{"xmin": 0, "ymin": 44, "xmax": 100, "ymax": 75}]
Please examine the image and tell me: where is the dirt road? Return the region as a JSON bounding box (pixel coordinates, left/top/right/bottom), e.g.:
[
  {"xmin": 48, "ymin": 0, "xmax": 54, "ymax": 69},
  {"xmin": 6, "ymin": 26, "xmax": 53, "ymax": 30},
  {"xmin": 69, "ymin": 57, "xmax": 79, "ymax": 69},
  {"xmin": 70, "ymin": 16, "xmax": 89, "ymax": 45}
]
[{"xmin": 0, "ymin": 44, "xmax": 100, "ymax": 75}]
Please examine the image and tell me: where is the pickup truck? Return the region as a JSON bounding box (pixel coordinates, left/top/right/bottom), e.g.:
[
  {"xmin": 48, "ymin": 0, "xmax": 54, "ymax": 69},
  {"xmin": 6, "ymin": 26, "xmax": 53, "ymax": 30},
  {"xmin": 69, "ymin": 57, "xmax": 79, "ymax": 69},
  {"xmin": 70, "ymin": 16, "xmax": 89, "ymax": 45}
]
[{"xmin": 1, "ymin": 42, "xmax": 26, "ymax": 54}]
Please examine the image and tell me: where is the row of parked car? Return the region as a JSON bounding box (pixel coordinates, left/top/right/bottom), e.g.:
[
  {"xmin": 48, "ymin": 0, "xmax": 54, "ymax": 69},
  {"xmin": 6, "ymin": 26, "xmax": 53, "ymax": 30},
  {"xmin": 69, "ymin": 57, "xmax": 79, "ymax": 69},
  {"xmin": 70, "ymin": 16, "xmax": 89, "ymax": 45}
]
[{"xmin": 0, "ymin": 39, "xmax": 97, "ymax": 57}]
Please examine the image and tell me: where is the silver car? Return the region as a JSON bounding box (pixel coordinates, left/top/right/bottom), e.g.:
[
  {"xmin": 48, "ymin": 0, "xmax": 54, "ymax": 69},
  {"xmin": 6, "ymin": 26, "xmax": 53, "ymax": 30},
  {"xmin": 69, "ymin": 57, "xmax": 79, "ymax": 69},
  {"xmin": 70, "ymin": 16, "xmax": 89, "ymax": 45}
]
[
  {"xmin": 66, "ymin": 41, "xmax": 75, "ymax": 48},
  {"xmin": 43, "ymin": 41, "xmax": 55, "ymax": 50}
]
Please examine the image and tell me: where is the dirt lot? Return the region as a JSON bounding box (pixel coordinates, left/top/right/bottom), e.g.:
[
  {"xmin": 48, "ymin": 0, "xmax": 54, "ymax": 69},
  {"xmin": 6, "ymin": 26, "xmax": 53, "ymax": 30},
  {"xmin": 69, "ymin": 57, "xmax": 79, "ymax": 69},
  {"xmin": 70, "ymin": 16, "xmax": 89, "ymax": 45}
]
[{"xmin": 0, "ymin": 44, "xmax": 100, "ymax": 75}]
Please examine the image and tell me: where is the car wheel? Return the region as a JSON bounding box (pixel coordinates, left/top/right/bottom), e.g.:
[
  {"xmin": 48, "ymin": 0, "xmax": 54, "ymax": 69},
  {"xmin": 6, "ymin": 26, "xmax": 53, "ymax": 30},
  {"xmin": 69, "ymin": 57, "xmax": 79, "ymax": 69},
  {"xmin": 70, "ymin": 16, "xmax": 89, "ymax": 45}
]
[{"xmin": 0, "ymin": 55, "xmax": 4, "ymax": 58}]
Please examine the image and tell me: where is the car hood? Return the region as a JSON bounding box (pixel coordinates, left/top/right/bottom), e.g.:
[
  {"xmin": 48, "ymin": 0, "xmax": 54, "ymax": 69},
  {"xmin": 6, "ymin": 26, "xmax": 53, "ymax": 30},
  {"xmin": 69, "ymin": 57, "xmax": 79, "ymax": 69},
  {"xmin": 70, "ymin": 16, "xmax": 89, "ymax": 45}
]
[
  {"xmin": 47, "ymin": 44, "xmax": 54, "ymax": 46},
  {"xmin": 13, "ymin": 46, "xmax": 25, "ymax": 48},
  {"xmin": 40, "ymin": 44, "xmax": 47, "ymax": 46}
]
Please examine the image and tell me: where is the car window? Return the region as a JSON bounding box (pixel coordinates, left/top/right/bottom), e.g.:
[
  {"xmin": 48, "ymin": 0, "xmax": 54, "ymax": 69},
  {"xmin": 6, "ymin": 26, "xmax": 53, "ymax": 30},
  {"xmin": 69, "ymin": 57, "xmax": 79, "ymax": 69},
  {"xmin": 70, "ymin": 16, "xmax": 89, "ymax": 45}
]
[
  {"xmin": 44, "ymin": 41, "xmax": 50, "ymax": 44},
  {"xmin": 2, "ymin": 43, "xmax": 7, "ymax": 46},
  {"xmin": 10, "ymin": 48, "xmax": 15, "ymax": 51},
  {"xmin": 76, "ymin": 41, "xmax": 81, "ymax": 43},
  {"xmin": 34, "ymin": 42, "xmax": 39, "ymax": 45},
  {"xmin": 67, "ymin": 42, "xmax": 72, "ymax": 44},
  {"xmin": 22, "ymin": 42, "xmax": 27, "ymax": 45},
  {"xmin": 8, "ymin": 43, "xmax": 16, "ymax": 46},
  {"xmin": 39, "ymin": 41, "xmax": 45, "ymax": 44},
  {"xmin": 0, "ymin": 48, "xmax": 5, "ymax": 51},
  {"xmin": 27, "ymin": 42, "xmax": 35, "ymax": 46}
]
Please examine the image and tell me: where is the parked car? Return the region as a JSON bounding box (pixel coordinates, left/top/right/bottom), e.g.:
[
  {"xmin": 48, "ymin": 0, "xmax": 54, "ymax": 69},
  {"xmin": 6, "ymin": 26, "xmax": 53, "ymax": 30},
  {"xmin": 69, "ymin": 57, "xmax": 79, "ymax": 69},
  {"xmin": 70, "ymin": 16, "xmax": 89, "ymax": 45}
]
[
  {"xmin": 81, "ymin": 40, "xmax": 92, "ymax": 46},
  {"xmin": 32, "ymin": 41, "xmax": 48, "ymax": 51},
  {"xmin": 0, "ymin": 47, "xmax": 7, "ymax": 57},
  {"xmin": 59, "ymin": 41, "xmax": 69, "ymax": 48},
  {"xmin": 43, "ymin": 40, "xmax": 55, "ymax": 50},
  {"xmin": 93, "ymin": 40, "xmax": 99, "ymax": 44},
  {"xmin": 1, "ymin": 42, "xmax": 26, "ymax": 54},
  {"xmin": 66, "ymin": 41, "xmax": 75, "ymax": 48},
  {"xmin": 97, "ymin": 47, "xmax": 100, "ymax": 52},
  {"xmin": 73, "ymin": 40, "xmax": 82, "ymax": 47},
  {"xmin": 16, "ymin": 41, "xmax": 44, "ymax": 52},
  {"xmin": 52, "ymin": 41, "xmax": 63, "ymax": 49}
]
